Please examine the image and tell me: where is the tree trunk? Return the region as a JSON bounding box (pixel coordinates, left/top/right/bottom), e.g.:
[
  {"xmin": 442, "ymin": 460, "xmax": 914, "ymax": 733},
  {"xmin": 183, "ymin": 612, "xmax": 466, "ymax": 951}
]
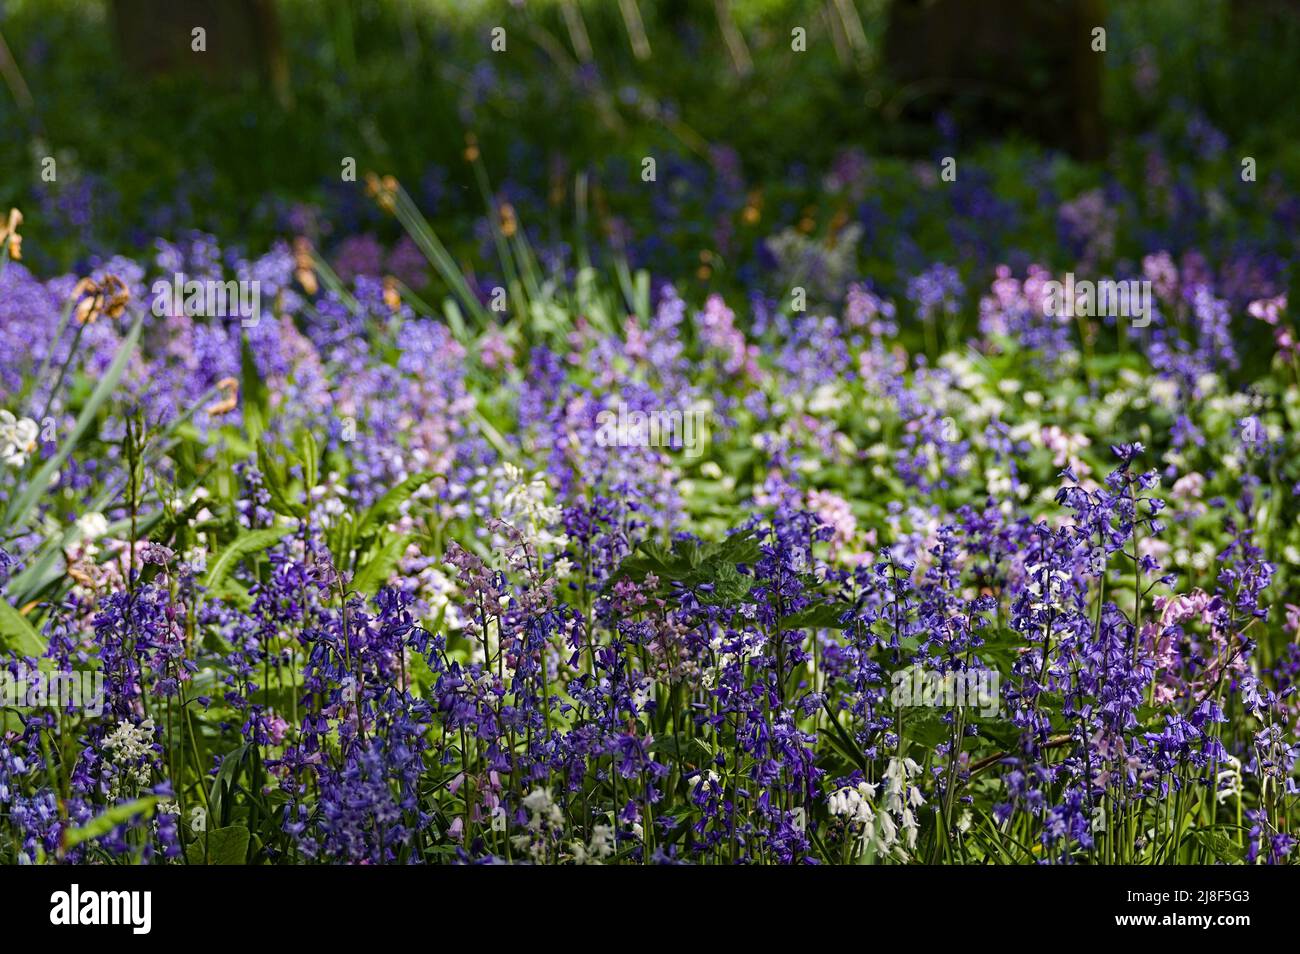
[
  {"xmin": 109, "ymin": 0, "xmax": 288, "ymax": 102},
  {"xmin": 884, "ymin": 0, "xmax": 1106, "ymax": 159}
]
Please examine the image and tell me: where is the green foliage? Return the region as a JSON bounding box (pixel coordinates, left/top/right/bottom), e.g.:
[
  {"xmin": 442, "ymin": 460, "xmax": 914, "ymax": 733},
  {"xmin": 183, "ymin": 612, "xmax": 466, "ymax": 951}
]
[
  {"xmin": 612, "ymin": 531, "xmax": 761, "ymax": 604},
  {"xmin": 203, "ymin": 527, "xmax": 293, "ymax": 591},
  {"xmin": 0, "ymin": 597, "xmax": 44, "ymax": 656}
]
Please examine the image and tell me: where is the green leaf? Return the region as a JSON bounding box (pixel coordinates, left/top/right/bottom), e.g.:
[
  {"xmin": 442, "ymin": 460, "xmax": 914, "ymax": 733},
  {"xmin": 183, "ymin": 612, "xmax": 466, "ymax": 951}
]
[
  {"xmin": 3, "ymin": 546, "xmax": 64, "ymax": 608},
  {"xmin": 902, "ymin": 707, "xmax": 952, "ymax": 749},
  {"xmin": 611, "ymin": 531, "xmax": 764, "ymax": 604},
  {"xmin": 297, "ymin": 430, "xmax": 319, "ymax": 494},
  {"xmin": 0, "ymin": 598, "xmax": 44, "ymax": 657},
  {"xmin": 5, "ymin": 505, "xmax": 170, "ymax": 608},
  {"xmin": 202, "ymin": 526, "xmax": 292, "ymax": 591},
  {"xmin": 351, "ymin": 533, "xmax": 411, "ymax": 594},
  {"xmin": 63, "ymin": 796, "xmax": 158, "ymax": 849},
  {"xmin": 613, "ymin": 541, "xmax": 692, "ymax": 584},
  {"xmin": 209, "ymin": 744, "xmax": 250, "ymax": 828},
  {"xmin": 241, "ymin": 336, "xmax": 269, "ymax": 443},
  {"xmin": 704, "ymin": 532, "xmax": 762, "ymax": 566},
  {"xmin": 355, "ymin": 471, "xmax": 442, "ymax": 539},
  {"xmin": 207, "ymin": 578, "xmax": 253, "ymax": 610},
  {"xmin": 700, "ymin": 560, "xmax": 754, "ymax": 605},
  {"xmin": 327, "ymin": 513, "xmax": 356, "ymax": 576},
  {"xmin": 819, "ymin": 698, "xmax": 866, "ymax": 771},
  {"xmin": 257, "ymin": 439, "xmax": 307, "ymax": 518},
  {"xmin": 186, "ymin": 825, "xmax": 250, "ymax": 865},
  {"xmin": 2, "ymin": 313, "xmax": 142, "ymax": 533},
  {"xmin": 442, "ymin": 298, "xmax": 468, "ymax": 343},
  {"xmin": 151, "ymin": 495, "xmax": 208, "ymax": 547},
  {"xmin": 1194, "ymin": 830, "xmax": 1247, "ymax": 864},
  {"xmin": 780, "ymin": 602, "xmax": 847, "ymax": 631}
]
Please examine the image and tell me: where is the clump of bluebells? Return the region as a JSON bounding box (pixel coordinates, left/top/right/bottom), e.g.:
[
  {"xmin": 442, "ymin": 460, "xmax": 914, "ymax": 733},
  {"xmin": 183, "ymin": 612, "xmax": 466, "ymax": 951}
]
[{"xmin": 0, "ymin": 191, "xmax": 1297, "ymax": 864}]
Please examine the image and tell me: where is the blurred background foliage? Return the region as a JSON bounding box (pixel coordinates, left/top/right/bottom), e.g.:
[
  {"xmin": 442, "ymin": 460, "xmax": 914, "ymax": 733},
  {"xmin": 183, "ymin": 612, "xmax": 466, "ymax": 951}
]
[{"xmin": 0, "ymin": 0, "xmax": 1298, "ymax": 294}]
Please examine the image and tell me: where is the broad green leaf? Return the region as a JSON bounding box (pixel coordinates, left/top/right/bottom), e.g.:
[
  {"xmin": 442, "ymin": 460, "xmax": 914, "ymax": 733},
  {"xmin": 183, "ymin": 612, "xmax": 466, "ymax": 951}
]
[
  {"xmin": 241, "ymin": 336, "xmax": 269, "ymax": 443},
  {"xmin": 327, "ymin": 512, "xmax": 356, "ymax": 576},
  {"xmin": 203, "ymin": 526, "xmax": 292, "ymax": 591},
  {"xmin": 355, "ymin": 471, "xmax": 442, "ymax": 539},
  {"xmin": 297, "ymin": 430, "xmax": 319, "ymax": 494},
  {"xmin": 0, "ymin": 598, "xmax": 44, "ymax": 656},
  {"xmin": 256, "ymin": 438, "xmax": 307, "ymax": 518},
  {"xmin": 209, "ymin": 744, "xmax": 250, "ymax": 828},
  {"xmin": 1194, "ymin": 830, "xmax": 1247, "ymax": 864},
  {"xmin": 780, "ymin": 603, "xmax": 848, "ymax": 631},
  {"xmin": 351, "ymin": 533, "xmax": 411, "ymax": 595},
  {"xmin": 186, "ymin": 825, "xmax": 250, "ymax": 866}
]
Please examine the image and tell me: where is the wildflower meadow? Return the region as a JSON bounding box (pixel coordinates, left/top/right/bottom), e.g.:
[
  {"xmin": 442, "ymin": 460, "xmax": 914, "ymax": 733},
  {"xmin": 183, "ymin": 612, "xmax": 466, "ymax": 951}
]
[{"xmin": 0, "ymin": 0, "xmax": 1297, "ymax": 896}]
